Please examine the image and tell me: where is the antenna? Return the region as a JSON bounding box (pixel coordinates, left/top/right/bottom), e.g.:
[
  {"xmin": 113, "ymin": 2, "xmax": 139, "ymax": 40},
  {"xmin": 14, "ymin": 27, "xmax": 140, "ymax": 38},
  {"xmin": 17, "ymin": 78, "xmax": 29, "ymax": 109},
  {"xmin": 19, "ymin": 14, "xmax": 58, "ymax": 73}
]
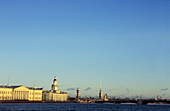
[{"xmin": 7, "ymin": 78, "xmax": 9, "ymax": 86}]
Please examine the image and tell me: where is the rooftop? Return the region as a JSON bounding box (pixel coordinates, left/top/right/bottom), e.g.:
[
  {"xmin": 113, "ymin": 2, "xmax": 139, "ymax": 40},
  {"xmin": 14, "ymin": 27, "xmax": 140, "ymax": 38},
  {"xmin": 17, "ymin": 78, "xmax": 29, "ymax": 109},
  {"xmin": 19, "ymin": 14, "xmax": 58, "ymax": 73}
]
[{"xmin": 0, "ymin": 85, "xmax": 43, "ymax": 90}]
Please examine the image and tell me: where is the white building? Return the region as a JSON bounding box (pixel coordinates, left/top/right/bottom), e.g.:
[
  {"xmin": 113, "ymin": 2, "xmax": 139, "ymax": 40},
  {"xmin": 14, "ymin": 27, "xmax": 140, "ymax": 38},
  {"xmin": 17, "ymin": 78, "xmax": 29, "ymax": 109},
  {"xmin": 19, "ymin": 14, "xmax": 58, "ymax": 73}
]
[
  {"xmin": 0, "ymin": 85, "xmax": 43, "ymax": 101},
  {"xmin": 42, "ymin": 77, "xmax": 67, "ymax": 101}
]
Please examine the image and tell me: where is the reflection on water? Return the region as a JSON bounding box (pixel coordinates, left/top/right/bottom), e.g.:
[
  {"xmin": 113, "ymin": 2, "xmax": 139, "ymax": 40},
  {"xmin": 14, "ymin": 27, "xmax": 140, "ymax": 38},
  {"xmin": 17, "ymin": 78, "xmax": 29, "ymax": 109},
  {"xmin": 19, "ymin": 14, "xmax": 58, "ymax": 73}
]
[{"xmin": 0, "ymin": 103, "xmax": 170, "ymax": 111}]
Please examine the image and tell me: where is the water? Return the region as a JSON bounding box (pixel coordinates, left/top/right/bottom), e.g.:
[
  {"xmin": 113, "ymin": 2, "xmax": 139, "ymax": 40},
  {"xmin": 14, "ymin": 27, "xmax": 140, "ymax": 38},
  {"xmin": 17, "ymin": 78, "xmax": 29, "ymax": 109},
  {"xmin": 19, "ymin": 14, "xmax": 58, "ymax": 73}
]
[{"xmin": 0, "ymin": 103, "xmax": 170, "ymax": 111}]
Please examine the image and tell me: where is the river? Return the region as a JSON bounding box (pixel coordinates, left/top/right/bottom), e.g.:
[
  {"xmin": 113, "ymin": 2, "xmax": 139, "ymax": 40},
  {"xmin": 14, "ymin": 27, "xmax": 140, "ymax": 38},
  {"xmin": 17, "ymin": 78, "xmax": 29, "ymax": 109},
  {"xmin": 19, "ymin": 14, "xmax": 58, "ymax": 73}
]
[{"xmin": 0, "ymin": 103, "xmax": 170, "ymax": 111}]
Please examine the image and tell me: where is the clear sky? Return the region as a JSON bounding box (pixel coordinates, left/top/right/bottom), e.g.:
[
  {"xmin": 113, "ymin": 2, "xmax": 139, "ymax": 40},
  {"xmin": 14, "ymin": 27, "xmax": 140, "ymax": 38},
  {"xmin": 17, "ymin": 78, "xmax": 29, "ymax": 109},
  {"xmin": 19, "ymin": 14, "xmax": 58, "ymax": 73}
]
[{"xmin": 0, "ymin": 0, "xmax": 170, "ymax": 98}]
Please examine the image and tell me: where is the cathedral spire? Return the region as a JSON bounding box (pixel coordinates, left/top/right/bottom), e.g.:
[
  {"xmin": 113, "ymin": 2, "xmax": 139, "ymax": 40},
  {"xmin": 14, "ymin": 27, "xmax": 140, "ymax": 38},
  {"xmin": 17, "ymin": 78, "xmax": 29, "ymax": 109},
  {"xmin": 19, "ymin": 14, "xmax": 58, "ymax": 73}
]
[
  {"xmin": 99, "ymin": 80, "xmax": 102, "ymax": 99},
  {"xmin": 100, "ymin": 80, "xmax": 101, "ymax": 90}
]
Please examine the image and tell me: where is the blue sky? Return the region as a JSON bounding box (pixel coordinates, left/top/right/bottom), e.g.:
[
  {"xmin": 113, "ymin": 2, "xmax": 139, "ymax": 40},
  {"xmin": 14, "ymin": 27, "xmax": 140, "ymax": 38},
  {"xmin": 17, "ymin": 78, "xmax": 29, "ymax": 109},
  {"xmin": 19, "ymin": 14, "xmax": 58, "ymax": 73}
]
[{"xmin": 0, "ymin": 0, "xmax": 170, "ymax": 98}]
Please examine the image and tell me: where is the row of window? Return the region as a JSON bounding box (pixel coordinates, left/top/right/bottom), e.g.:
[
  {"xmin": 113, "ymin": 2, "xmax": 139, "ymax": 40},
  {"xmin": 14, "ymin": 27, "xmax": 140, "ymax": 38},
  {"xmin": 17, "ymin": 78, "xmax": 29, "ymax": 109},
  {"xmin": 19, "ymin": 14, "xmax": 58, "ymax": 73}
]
[
  {"xmin": 0, "ymin": 91, "xmax": 12, "ymax": 94},
  {"xmin": 0, "ymin": 96, "xmax": 12, "ymax": 99},
  {"xmin": 0, "ymin": 96, "xmax": 42, "ymax": 99},
  {"xmin": 0, "ymin": 91, "xmax": 41, "ymax": 95},
  {"xmin": 35, "ymin": 97, "xmax": 41, "ymax": 99},
  {"xmin": 29, "ymin": 97, "xmax": 41, "ymax": 99},
  {"xmin": 0, "ymin": 91, "xmax": 29, "ymax": 94},
  {"xmin": 29, "ymin": 93, "xmax": 42, "ymax": 95},
  {"xmin": 30, "ymin": 92, "xmax": 41, "ymax": 95},
  {"xmin": 35, "ymin": 93, "xmax": 41, "ymax": 95}
]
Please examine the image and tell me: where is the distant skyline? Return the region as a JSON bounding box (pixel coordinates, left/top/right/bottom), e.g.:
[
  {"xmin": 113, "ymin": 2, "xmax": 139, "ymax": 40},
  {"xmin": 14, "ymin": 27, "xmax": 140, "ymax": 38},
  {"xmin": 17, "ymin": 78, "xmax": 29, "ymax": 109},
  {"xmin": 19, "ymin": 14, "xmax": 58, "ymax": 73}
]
[{"xmin": 0, "ymin": 0, "xmax": 170, "ymax": 98}]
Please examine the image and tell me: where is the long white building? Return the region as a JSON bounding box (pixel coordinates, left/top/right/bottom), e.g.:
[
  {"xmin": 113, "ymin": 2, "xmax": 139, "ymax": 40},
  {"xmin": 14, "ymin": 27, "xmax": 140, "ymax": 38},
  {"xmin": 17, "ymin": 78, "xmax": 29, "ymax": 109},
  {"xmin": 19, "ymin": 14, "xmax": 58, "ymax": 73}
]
[
  {"xmin": 42, "ymin": 77, "xmax": 67, "ymax": 101},
  {"xmin": 0, "ymin": 85, "xmax": 43, "ymax": 101}
]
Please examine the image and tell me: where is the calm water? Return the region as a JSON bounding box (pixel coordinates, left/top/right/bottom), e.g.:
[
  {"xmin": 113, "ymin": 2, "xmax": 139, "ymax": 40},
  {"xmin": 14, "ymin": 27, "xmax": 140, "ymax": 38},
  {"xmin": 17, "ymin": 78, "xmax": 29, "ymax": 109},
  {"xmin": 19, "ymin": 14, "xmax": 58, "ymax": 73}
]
[{"xmin": 0, "ymin": 103, "xmax": 170, "ymax": 111}]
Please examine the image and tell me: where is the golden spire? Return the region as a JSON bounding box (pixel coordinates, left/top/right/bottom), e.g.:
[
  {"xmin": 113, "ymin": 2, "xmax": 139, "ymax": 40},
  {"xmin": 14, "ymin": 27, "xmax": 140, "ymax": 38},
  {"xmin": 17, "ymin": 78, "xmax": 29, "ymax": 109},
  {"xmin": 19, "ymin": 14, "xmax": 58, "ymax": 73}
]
[
  {"xmin": 100, "ymin": 80, "xmax": 101, "ymax": 90},
  {"xmin": 99, "ymin": 80, "xmax": 102, "ymax": 99}
]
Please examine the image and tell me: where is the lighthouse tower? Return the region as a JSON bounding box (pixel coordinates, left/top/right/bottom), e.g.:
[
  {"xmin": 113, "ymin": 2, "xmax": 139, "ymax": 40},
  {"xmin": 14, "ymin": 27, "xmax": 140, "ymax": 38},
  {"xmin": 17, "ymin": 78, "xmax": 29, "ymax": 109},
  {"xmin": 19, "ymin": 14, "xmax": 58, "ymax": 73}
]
[{"xmin": 51, "ymin": 76, "xmax": 58, "ymax": 91}]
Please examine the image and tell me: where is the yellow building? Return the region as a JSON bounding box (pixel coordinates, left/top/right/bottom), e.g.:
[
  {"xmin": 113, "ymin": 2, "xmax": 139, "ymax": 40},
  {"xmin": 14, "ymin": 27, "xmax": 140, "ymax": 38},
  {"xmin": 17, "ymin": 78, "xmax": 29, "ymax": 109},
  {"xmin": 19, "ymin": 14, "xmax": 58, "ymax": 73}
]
[
  {"xmin": 0, "ymin": 86, "xmax": 12, "ymax": 100},
  {"xmin": 42, "ymin": 77, "xmax": 67, "ymax": 101},
  {"xmin": 27, "ymin": 87, "xmax": 43, "ymax": 101},
  {"xmin": 0, "ymin": 85, "xmax": 43, "ymax": 101}
]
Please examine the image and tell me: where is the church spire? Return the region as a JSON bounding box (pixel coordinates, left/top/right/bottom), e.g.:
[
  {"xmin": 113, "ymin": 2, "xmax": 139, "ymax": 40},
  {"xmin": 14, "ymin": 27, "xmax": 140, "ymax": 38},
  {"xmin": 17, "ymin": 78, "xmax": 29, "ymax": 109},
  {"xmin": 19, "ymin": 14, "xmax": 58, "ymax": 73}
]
[
  {"xmin": 100, "ymin": 80, "xmax": 101, "ymax": 90},
  {"xmin": 99, "ymin": 80, "xmax": 102, "ymax": 99}
]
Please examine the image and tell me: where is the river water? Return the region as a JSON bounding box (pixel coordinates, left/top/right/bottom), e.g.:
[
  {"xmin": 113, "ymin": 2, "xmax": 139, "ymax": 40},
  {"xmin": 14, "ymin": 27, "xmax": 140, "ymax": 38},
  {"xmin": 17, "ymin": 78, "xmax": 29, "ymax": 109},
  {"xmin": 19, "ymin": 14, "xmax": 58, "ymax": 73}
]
[{"xmin": 0, "ymin": 103, "xmax": 170, "ymax": 111}]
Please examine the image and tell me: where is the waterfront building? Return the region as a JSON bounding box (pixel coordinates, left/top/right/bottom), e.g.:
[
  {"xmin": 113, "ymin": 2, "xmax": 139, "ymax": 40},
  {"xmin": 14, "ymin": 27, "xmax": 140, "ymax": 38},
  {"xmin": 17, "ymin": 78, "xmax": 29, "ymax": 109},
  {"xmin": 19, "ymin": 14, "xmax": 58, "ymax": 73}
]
[
  {"xmin": 0, "ymin": 85, "xmax": 43, "ymax": 101},
  {"xmin": 99, "ymin": 81, "xmax": 102, "ymax": 99},
  {"xmin": 42, "ymin": 77, "xmax": 67, "ymax": 101}
]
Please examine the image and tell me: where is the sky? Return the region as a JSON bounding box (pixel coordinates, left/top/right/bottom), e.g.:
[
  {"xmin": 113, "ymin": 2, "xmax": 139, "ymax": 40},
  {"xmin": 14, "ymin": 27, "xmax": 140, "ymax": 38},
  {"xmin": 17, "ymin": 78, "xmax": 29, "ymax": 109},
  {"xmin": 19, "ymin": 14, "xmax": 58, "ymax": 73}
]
[{"xmin": 0, "ymin": 0, "xmax": 170, "ymax": 98}]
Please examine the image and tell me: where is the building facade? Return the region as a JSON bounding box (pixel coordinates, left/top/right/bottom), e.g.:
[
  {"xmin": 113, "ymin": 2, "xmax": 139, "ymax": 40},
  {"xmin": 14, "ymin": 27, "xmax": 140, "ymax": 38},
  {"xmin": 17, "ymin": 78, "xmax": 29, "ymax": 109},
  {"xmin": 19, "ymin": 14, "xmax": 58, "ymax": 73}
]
[
  {"xmin": 42, "ymin": 77, "xmax": 67, "ymax": 101},
  {"xmin": 0, "ymin": 86, "xmax": 43, "ymax": 101}
]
